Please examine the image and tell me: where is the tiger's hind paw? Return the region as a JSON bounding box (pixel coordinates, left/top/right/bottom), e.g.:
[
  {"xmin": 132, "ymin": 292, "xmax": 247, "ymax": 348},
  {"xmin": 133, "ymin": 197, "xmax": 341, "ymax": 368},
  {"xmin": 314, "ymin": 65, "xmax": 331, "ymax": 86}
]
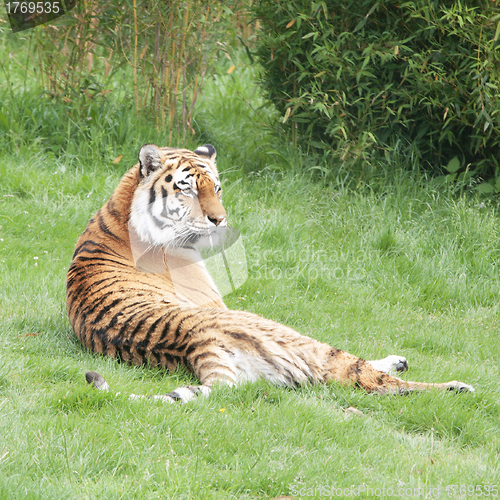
[
  {"xmin": 368, "ymin": 355, "xmax": 408, "ymax": 374},
  {"xmin": 446, "ymin": 381, "xmax": 475, "ymax": 393}
]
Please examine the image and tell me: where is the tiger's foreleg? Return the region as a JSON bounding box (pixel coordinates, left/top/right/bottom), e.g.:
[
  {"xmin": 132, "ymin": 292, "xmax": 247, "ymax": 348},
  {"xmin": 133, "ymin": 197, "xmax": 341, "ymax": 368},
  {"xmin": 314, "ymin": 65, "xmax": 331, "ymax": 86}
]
[
  {"xmin": 85, "ymin": 323, "xmax": 241, "ymax": 403},
  {"xmin": 85, "ymin": 371, "xmax": 213, "ymax": 403}
]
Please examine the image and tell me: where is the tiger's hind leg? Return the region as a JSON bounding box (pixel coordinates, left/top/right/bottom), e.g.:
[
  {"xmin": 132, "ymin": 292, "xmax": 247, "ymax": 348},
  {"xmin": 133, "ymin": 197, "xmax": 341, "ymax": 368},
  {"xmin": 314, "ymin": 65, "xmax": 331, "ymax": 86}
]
[{"xmin": 323, "ymin": 349, "xmax": 474, "ymax": 394}]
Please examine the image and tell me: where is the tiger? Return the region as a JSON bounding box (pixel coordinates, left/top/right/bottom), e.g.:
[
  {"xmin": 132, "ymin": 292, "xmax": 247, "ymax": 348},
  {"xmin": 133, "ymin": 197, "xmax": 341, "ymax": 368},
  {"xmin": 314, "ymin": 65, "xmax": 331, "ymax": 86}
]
[{"xmin": 66, "ymin": 143, "xmax": 474, "ymax": 402}]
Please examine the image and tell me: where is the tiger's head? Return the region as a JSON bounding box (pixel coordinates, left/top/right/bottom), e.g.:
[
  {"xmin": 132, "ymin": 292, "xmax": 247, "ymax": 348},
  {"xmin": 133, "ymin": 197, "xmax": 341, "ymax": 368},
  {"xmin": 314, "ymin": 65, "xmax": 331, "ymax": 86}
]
[{"xmin": 130, "ymin": 144, "xmax": 226, "ymax": 249}]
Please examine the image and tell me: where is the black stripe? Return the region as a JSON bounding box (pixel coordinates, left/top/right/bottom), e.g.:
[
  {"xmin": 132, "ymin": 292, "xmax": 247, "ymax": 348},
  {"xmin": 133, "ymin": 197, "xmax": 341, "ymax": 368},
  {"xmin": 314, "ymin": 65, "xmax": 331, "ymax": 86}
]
[
  {"xmin": 106, "ymin": 197, "xmax": 122, "ymax": 222},
  {"xmin": 127, "ymin": 317, "xmax": 148, "ymax": 342},
  {"xmin": 95, "ymin": 300, "xmax": 151, "ymax": 342},
  {"xmin": 224, "ymin": 329, "xmax": 278, "ymax": 370},
  {"xmin": 70, "ymin": 276, "xmax": 161, "ymax": 311},
  {"xmin": 73, "ymin": 239, "xmax": 123, "ymax": 258},
  {"xmin": 145, "ymin": 351, "xmax": 160, "ymax": 367},
  {"xmin": 149, "ymin": 177, "xmax": 161, "ymax": 205},
  {"xmin": 74, "ymin": 255, "xmax": 130, "ymax": 267},
  {"xmin": 136, "ymin": 315, "xmax": 165, "ymax": 352},
  {"xmin": 185, "ymin": 338, "xmax": 216, "ymax": 357},
  {"xmin": 196, "ymin": 360, "xmax": 229, "ymax": 375},
  {"xmin": 75, "ymin": 245, "xmax": 122, "ymax": 259},
  {"xmin": 81, "ymin": 290, "xmax": 120, "ymax": 319},
  {"xmin": 90, "ymin": 303, "xmax": 155, "ymax": 352},
  {"xmin": 155, "ymin": 308, "xmax": 184, "ymax": 343},
  {"xmin": 347, "ymin": 358, "xmax": 366, "ymax": 382},
  {"xmin": 116, "ymin": 342, "xmax": 132, "ymax": 362},
  {"xmin": 78, "ymin": 290, "xmax": 117, "ymax": 319},
  {"xmin": 68, "ymin": 263, "xmax": 134, "ymax": 281},
  {"xmin": 192, "ymin": 350, "xmax": 218, "ymax": 365},
  {"xmin": 92, "ymin": 298, "xmax": 124, "ymax": 324},
  {"xmin": 69, "ymin": 276, "xmax": 119, "ymax": 304},
  {"xmin": 167, "ymin": 311, "xmax": 199, "ymax": 346},
  {"xmin": 97, "ymin": 210, "xmax": 124, "ymax": 244},
  {"xmin": 170, "ymin": 316, "xmax": 222, "ymax": 349},
  {"xmin": 157, "ymin": 352, "xmax": 182, "ymax": 370}
]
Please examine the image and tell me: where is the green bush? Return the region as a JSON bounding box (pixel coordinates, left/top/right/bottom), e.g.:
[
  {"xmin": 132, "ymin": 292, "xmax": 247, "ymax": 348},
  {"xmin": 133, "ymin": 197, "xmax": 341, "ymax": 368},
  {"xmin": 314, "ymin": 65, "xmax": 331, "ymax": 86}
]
[{"xmin": 251, "ymin": 0, "xmax": 500, "ymax": 186}]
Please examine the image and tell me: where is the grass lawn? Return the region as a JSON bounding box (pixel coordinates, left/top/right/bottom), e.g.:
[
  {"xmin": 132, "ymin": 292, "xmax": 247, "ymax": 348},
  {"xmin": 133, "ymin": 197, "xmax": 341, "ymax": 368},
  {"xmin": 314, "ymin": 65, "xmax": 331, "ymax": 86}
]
[{"xmin": 0, "ymin": 31, "xmax": 499, "ymax": 500}]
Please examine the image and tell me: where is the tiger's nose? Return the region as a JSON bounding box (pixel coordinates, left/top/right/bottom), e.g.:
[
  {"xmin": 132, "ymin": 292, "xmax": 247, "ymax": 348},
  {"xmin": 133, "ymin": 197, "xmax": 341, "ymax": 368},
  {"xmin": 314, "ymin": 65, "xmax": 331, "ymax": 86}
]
[{"xmin": 208, "ymin": 214, "xmax": 226, "ymax": 226}]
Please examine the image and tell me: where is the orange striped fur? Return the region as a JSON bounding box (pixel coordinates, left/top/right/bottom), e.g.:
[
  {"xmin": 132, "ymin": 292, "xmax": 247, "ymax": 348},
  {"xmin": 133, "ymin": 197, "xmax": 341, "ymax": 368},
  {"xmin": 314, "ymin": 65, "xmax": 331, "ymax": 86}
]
[{"xmin": 67, "ymin": 144, "xmax": 474, "ymax": 401}]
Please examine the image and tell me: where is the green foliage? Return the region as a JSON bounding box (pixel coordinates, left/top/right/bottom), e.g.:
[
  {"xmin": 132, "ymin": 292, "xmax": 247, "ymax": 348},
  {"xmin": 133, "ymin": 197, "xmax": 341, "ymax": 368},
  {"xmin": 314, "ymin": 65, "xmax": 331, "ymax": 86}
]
[
  {"xmin": 1, "ymin": 0, "xmax": 232, "ymax": 141},
  {"xmin": 0, "ymin": 90, "xmax": 131, "ymax": 163},
  {"xmin": 251, "ymin": 0, "xmax": 500, "ymax": 182}
]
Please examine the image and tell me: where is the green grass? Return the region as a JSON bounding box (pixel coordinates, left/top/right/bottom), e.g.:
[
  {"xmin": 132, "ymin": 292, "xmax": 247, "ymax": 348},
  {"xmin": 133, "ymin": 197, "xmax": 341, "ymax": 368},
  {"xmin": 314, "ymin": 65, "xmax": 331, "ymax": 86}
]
[{"xmin": 0, "ymin": 31, "xmax": 499, "ymax": 500}]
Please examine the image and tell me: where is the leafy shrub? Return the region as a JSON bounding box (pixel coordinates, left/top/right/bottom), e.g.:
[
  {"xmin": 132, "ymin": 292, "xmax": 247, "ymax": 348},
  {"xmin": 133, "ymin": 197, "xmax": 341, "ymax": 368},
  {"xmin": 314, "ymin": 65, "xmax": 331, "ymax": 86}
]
[{"xmin": 251, "ymin": 0, "xmax": 500, "ymax": 186}]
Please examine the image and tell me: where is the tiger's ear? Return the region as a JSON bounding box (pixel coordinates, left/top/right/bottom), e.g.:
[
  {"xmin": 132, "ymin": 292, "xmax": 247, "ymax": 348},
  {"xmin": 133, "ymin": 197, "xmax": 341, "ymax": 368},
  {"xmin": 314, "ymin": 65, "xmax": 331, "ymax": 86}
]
[
  {"xmin": 139, "ymin": 144, "xmax": 163, "ymax": 177},
  {"xmin": 194, "ymin": 144, "xmax": 217, "ymax": 162}
]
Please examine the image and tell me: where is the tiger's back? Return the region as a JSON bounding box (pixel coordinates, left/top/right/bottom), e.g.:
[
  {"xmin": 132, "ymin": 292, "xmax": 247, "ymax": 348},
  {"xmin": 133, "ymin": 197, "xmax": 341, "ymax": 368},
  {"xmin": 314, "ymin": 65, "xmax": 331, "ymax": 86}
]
[
  {"xmin": 67, "ymin": 147, "xmax": 227, "ymax": 371},
  {"xmin": 67, "ymin": 144, "xmax": 474, "ymax": 401}
]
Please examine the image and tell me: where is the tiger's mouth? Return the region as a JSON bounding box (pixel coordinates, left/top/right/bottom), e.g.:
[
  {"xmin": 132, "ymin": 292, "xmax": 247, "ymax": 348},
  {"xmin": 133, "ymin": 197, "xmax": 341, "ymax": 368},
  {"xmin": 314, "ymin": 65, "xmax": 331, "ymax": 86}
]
[
  {"xmin": 182, "ymin": 232, "xmax": 205, "ymax": 245},
  {"xmin": 175, "ymin": 224, "xmax": 232, "ymax": 250},
  {"xmin": 171, "ymin": 224, "xmax": 217, "ymax": 248}
]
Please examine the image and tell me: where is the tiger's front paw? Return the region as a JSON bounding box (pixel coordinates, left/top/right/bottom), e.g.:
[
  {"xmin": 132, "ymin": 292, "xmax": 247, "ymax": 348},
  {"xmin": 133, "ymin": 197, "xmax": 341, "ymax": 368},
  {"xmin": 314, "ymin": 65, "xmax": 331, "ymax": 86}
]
[
  {"xmin": 446, "ymin": 381, "xmax": 475, "ymax": 393},
  {"xmin": 368, "ymin": 355, "xmax": 409, "ymax": 374},
  {"xmin": 165, "ymin": 385, "xmax": 211, "ymax": 403}
]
